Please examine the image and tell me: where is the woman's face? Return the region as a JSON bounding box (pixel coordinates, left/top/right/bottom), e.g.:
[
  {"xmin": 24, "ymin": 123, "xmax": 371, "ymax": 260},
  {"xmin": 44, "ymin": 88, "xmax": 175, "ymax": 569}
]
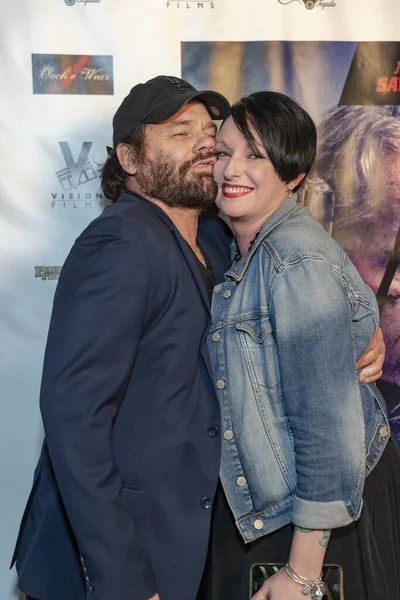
[{"xmin": 213, "ymin": 116, "xmax": 290, "ymax": 224}]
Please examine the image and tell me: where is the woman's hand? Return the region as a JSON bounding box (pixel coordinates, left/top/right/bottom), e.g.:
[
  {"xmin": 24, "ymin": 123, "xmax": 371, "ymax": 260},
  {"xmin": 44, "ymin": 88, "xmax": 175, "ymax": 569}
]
[
  {"xmin": 253, "ymin": 527, "xmax": 329, "ymax": 599},
  {"xmin": 252, "ymin": 568, "xmax": 304, "ymax": 600},
  {"xmin": 357, "ymin": 326, "xmax": 385, "ymax": 383}
]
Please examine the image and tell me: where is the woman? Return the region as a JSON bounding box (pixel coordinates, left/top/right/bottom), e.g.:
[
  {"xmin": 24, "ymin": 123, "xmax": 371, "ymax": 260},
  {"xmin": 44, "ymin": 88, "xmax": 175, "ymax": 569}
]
[{"xmin": 202, "ymin": 92, "xmax": 400, "ymax": 600}]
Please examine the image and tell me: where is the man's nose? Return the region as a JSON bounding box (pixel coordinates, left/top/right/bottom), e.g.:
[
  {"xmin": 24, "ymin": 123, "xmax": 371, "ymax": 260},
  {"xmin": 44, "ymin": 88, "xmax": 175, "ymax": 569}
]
[{"xmin": 193, "ymin": 133, "xmax": 216, "ymax": 154}]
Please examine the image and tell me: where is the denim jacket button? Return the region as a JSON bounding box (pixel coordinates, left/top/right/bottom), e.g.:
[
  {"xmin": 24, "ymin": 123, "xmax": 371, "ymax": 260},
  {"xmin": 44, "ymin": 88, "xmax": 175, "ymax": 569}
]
[
  {"xmin": 223, "ymin": 290, "xmax": 232, "ymax": 299},
  {"xmin": 212, "ymin": 332, "xmax": 220, "ymax": 342},
  {"xmin": 236, "ymin": 476, "xmax": 247, "ymax": 487},
  {"xmin": 223, "ymin": 430, "xmax": 234, "ymax": 440},
  {"xmin": 379, "ymin": 426, "xmax": 389, "ymax": 438},
  {"xmin": 254, "ymin": 519, "xmax": 264, "ymax": 530},
  {"xmin": 216, "ymin": 379, "xmax": 226, "ymax": 390}
]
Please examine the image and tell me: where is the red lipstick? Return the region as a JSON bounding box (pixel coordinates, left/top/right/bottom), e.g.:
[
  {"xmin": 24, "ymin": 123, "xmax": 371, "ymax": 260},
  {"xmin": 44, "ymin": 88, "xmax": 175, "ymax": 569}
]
[{"xmin": 222, "ymin": 183, "xmax": 254, "ymax": 198}]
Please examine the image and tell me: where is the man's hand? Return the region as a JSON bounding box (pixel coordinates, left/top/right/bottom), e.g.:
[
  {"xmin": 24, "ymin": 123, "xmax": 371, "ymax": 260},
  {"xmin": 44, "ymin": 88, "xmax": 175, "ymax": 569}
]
[
  {"xmin": 357, "ymin": 327, "xmax": 385, "ymax": 384},
  {"xmin": 252, "ymin": 568, "xmax": 304, "ymax": 600}
]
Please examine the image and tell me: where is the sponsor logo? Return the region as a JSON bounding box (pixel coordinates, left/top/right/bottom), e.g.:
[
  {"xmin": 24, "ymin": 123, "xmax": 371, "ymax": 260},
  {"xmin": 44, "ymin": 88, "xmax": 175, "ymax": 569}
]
[
  {"xmin": 278, "ymin": 0, "xmax": 335, "ymax": 9},
  {"xmin": 64, "ymin": 0, "xmax": 101, "ymax": 5},
  {"xmin": 166, "ymin": 1, "xmax": 215, "ymax": 9},
  {"xmin": 377, "ymin": 60, "xmax": 400, "ymax": 93},
  {"xmin": 52, "ymin": 142, "xmax": 104, "ymax": 209},
  {"xmin": 32, "ymin": 54, "xmax": 114, "ymax": 95},
  {"xmin": 35, "ymin": 266, "xmax": 62, "ymax": 280}
]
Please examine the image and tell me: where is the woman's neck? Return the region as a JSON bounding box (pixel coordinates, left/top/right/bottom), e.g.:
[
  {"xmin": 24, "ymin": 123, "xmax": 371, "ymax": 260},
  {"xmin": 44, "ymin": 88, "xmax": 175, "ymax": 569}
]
[
  {"xmin": 231, "ymin": 195, "xmax": 290, "ymax": 258},
  {"xmin": 232, "ymin": 220, "xmax": 264, "ymax": 258}
]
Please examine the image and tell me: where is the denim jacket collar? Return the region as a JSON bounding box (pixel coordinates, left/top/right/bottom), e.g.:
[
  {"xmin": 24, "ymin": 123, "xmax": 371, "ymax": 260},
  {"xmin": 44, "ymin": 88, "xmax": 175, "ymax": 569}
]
[{"xmin": 226, "ymin": 196, "xmax": 302, "ymax": 283}]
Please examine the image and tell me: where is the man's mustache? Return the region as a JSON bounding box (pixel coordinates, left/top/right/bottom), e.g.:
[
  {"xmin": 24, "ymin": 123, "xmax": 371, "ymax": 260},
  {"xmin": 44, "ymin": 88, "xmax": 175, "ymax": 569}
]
[{"xmin": 181, "ymin": 152, "xmax": 217, "ymax": 173}]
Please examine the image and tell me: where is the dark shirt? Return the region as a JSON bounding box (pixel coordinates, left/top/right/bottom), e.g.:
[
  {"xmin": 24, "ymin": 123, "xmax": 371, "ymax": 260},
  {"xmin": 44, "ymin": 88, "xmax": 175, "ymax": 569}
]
[{"xmin": 190, "ymin": 246, "xmax": 216, "ymax": 305}]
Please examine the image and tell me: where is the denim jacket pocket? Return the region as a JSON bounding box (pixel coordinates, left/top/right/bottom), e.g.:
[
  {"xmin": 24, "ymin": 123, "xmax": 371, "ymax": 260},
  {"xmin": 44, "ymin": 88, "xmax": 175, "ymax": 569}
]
[
  {"xmin": 235, "ymin": 315, "xmax": 280, "ymax": 389},
  {"xmin": 364, "ymin": 385, "xmax": 390, "ymax": 473}
]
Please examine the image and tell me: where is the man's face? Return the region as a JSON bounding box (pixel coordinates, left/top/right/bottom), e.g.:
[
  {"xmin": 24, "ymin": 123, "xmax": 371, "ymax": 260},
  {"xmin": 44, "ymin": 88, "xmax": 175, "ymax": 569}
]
[
  {"xmin": 133, "ymin": 101, "xmax": 218, "ymax": 210},
  {"xmin": 341, "ymin": 151, "xmax": 400, "ymax": 384}
]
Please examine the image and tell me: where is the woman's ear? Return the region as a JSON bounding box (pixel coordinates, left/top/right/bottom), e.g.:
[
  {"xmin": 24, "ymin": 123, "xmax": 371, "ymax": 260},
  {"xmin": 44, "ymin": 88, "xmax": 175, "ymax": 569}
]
[
  {"xmin": 116, "ymin": 143, "xmax": 138, "ymax": 176},
  {"xmin": 287, "ymin": 172, "xmax": 306, "ymax": 193}
]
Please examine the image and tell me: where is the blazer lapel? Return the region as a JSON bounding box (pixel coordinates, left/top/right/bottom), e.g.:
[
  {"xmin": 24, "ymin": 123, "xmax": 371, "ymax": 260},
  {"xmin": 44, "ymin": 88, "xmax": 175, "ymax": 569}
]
[
  {"xmin": 171, "ymin": 229, "xmax": 211, "ymax": 317},
  {"xmin": 171, "ymin": 230, "xmax": 217, "ymax": 388},
  {"xmin": 123, "ymin": 194, "xmax": 217, "ymax": 389}
]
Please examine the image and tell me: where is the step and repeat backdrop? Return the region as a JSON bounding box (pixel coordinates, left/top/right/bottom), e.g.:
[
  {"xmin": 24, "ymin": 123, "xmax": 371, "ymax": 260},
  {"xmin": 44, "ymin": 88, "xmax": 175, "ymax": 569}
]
[{"xmin": 1, "ymin": 0, "xmax": 399, "ymax": 597}]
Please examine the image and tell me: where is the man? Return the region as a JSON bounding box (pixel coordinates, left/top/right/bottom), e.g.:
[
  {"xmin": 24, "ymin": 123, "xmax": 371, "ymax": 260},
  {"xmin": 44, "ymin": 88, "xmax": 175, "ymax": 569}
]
[
  {"xmin": 11, "ymin": 76, "xmax": 384, "ymax": 600},
  {"xmin": 12, "ymin": 75, "xmax": 232, "ymax": 600},
  {"xmin": 312, "ymin": 105, "xmax": 400, "ymax": 445}
]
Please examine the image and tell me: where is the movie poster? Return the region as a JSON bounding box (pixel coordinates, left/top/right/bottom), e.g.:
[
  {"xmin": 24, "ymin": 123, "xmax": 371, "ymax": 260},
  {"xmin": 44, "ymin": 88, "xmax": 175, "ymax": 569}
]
[{"xmin": 183, "ymin": 41, "xmax": 400, "ymax": 444}]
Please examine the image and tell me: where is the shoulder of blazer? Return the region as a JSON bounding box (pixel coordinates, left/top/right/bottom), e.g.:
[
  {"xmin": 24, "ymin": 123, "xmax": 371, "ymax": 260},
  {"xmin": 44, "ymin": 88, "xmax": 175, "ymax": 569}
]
[
  {"xmin": 73, "ymin": 193, "xmax": 176, "ymax": 252},
  {"xmin": 103, "ymin": 192, "xmax": 175, "ymax": 231}
]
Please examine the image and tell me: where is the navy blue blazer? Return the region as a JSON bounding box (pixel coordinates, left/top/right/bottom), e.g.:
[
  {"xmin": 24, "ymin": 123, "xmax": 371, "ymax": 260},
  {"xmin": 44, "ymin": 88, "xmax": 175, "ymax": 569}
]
[{"xmin": 12, "ymin": 192, "xmax": 232, "ymax": 600}]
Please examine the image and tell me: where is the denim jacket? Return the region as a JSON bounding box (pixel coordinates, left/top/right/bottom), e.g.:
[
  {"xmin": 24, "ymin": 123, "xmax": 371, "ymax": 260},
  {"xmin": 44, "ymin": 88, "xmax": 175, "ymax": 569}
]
[{"xmin": 208, "ymin": 197, "xmax": 390, "ymax": 543}]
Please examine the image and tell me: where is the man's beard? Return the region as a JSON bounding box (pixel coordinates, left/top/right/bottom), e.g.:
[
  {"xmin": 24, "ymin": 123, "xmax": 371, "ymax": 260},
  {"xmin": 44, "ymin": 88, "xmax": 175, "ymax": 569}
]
[{"xmin": 135, "ymin": 149, "xmax": 217, "ymax": 210}]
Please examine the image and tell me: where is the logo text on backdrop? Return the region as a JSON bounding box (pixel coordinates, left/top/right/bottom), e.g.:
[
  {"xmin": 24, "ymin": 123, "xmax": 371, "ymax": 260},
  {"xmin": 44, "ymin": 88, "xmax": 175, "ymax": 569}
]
[
  {"xmin": 35, "ymin": 267, "xmax": 62, "ymax": 281},
  {"xmin": 52, "ymin": 142, "xmax": 104, "ymax": 209},
  {"xmin": 339, "ymin": 43, "xmax": 400, "ymax": 105},
  {"xmin": 278, "ymin": 0, "xmax": 335, "ymax": 9},
  {"xmin": 64, "ymin": 0, "xmax": 102, "ymax": 5},
  {"xmin": 32, "ymin": 54, "xmax": 114, "ymax": 95},
  {"xmin": 166, "ymin": 1, "xmax": 215, "ymax": 9},
  {"xmin": 377, "ymin": 60, "xmax": 400, "ymax": 92}
]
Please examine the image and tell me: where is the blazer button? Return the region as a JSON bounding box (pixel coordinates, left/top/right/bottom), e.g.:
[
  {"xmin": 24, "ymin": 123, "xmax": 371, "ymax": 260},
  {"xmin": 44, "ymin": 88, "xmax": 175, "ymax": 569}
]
[
  {"xmin": 200, "ymin": 496, "xmax": 212, "ymax": 510},
  {"xmin": 207, "ymin": 426, "xmax": 219, "ymax": 438}
]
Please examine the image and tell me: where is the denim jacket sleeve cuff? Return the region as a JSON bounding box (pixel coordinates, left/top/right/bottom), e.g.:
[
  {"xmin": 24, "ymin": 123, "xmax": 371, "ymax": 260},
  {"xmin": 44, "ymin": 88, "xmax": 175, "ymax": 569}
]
[{"xmin": 292, "ymin": 496, "xmax": 363, "ymax": 530}]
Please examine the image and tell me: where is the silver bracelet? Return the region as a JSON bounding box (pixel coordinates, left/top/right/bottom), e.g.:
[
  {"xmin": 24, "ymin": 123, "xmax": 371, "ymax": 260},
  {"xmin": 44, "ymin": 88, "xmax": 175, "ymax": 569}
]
[{"xmin": 285, "ymin": 563, "xmax": 326, "ymax": 599}]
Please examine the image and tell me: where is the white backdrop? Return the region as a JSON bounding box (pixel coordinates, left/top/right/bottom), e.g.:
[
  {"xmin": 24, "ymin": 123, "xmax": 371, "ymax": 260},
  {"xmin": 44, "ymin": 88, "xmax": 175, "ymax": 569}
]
[{"xmin": 1, "ymin": 1, "xmax": 399, "ymax": 597}]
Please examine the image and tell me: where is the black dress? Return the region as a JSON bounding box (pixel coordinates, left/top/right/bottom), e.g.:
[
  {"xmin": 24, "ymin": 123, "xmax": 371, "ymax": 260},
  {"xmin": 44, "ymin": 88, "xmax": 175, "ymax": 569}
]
[{"xmin": 198, "ymin": 436, "xmax": 400, "ymax": 600}]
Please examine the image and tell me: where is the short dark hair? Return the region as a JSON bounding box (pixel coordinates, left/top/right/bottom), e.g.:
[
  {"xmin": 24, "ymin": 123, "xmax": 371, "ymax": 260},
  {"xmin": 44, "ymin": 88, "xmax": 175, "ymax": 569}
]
[
  {"xmin": 101, "ymin": 126, "xmax": 146, "ymax": 203},
  {"xmin": 230, "ymin": 91, "xmax": 317, "ymax": 191}
]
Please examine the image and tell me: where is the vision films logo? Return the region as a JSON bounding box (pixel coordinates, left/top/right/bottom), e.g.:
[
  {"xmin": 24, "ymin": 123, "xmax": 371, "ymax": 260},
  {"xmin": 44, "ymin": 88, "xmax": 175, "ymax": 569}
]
[
  {"xmin": 166, "ymin": 1, "xmax": 215, "ymax": 9},
  {"xmin": 35, "ymin": 267, "xmax": 62, "ymax": 281},
  {"xmin": 32, "ymin": 54, "xmax": 114, "ymax": 95},
  {"xmin": 278, "ymin": 0, "xmax": 335, "ymax": 8},
  {"xmin": 51, "ymin": 142, "xmax": 104, "ymax": 209}
]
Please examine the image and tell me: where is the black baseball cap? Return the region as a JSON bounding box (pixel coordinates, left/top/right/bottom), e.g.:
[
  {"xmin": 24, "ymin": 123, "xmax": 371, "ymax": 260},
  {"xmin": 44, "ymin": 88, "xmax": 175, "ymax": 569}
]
[{"xmin": 112, "ymin": 75, "xmax": 231, "ymax": 147}]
